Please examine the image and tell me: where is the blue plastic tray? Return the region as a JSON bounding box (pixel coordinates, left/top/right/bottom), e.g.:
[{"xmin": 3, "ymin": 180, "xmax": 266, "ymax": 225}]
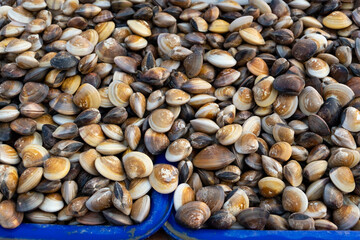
[
  {"xmin": 0, "ymin": 157, "xmax": 173, "ymax": 240},
  {"xmin": 163, "ymin": 200, "xmax": 360, "ymax": 239}
]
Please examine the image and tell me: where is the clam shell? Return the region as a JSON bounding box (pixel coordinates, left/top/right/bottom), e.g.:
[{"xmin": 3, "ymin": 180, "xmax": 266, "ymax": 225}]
[
  {"xmin": 123, "ymin": 151, "xmax": 153, "ymax": 179},
  {"xmin": 149, "ymin": 164, "xmax": 179, "ymax": 194},
  {"xmin": 173, "ymin": 183, "xmax": 195, "ymax": 211},
  {"xmin": 95, "ymin": 156, "xmax": 126, "ymax": 181},
  {"xmin": 175, "ymin": 201, "xmax": 211, "ymax": 229},
  {"xmin": 193, "ymin": 144, "xmax": 235, "ymax": 170}
]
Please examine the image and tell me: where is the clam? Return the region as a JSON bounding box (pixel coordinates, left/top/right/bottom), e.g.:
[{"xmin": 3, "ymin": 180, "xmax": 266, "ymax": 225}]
[
  {"xmin": 239, "ymin": 28, "xmax": 265, "ymax": 45},
  {"xmin": 66, "ymin": 36, "xmax": 94, "ymax": 57},
  {"xmin": 49, "ymin": 140, "xmax": 83, "ymax": 157},
  {"xmin": 61, "ymin": 180, "xmax": 78, "ymax": 205},
  {"xmin": 324, "ymin": 84, "xmax": 355, "ymax": 107},
  {"xmin": 258, "ymin": 177, "xmax": 285, "ymax": 198},
  {"xmin": 329, "ymin": 167, "xmax": 355, "ymax": 193},
  {"xmin": 269, "ymin": 141, "xmax": 292, "ymax": 162},
  {"xmin": 112, "ymin": 182, "xmax": 132, "ymax": 215},
  {"xmin": 127, "ymin": 20, "xmax": 151, "ymax": 37},
  {"xmin": 223, "ymin": 188, "xmax": 249, "ymax": 216},
  {"xmin": 341, "ymin": 107, "xmax": 360, "ymax": 132},
  {"xmin": 96, "ymin": 140, "xmax": 127, "ymax": 155},
  {"xmin": 193, "ymin": 144, "xmax": 235, "ymax": 170},
  {"xmin": 299, "ymin": 86, "xmax": 323, "ymax": 116},
  {"xmin": 304, "ymin": 201, "xmax": 327, "ymax": 219},
  {"xmin": 253, "ymin": 75, "xmax": 278, "ymax": 107},
  {"xmin": 233, "ymin": 87, "xmax": 254, "ymax": 111},
  {"xmin": 86, "ymin": 188, "xmax": 112, "ymax": 212},
  {"xmin": 0, "ymin": 165, "xmax": 18, "ymax": 199},
  {"xmin": 175, "ymin": 201, "xmax": 211, "ymax": 229},
  {"xmin": 128, "ymin": 178, "xmax": 152, "ymax": 200},
  {"xmin": 79, "ymin": 124, "xmax": 105, "ymax": 147},
  {"xmin": 303, "ymin": 161, "xmax": 327, "ymax": 182},
  {"xmin": 237, "ymin": 207, "xmax": 270, "ymax": 230},
  {"xmin": 17, "ymin": 167, "xmax": 43, "ymax": 194},
  {"xmin": 39, "ymin": 193, "xmax": 64, "ymax": 213},
  {"xmin": 282, "ymin": 186, "xmax": 308, "ymax": 213},
  {"xmin": 16, "ymin": 191, "xmax": 44, "ymax": 212},
  {"xmin": 43, "ymin": 157, "xmax": 71, "ymax": 181},
  {"xmin": 283, "ymin": 160, "xmax": 303, "ymax": 187},
  {"xmin": 262, "ymin": 155, "xmax": 283, "ymax": 179},
  {"xmin": 144, "ymin": 128, "xmax": 170, "ymax": 155},
  {"xmin": 234, "ymin": 133, "xmax": 258, "ymax": 154},
  {"xmin": 196, "ymin": 186, "xmax": 224, "ymax": 213},
  {"xmin": 95, "ymin": 156, "xmax": 126, "ymax": 181},
  {"xmin": 205, "ymin": 49, "xmax": 236, "ymax": 68},
  {"xmin": 148, "ymin": 108, "xmax": 174, "ymax": 133},
  {"xmin": 52, "ymin": 123, "xmax": 78, "ymax": 140},
  {"xmin": 21, "ymin": 144, "xmax": 50, "ymax": 168},
  {"xmin": 288, "ymin": 213, "xmax": 315, "ymax": 230},
  {"xmin": 0, "ymin": 200, "xmax": 23, "ymax": 229},
  {"xmin": 67, "ymin": 196, "xmax": 89, "ymax": 217},
  {"xmin": 149, "ymin": 164, "xmax": 179, "ymax": 194},
  {"xmin": 26, "ymin": 211, "xmax": 56, "ymax": 224},
  {"xmin": 73, "ymin": 83, "xmax": 101, "ymax": 109},
  {"xmin": 329, "ymin": 147, "xmax": 360, "ymax": 168},
  {"xmin": 208, "ymin": 210, "xmax": 236, "ymax": 229},
  {"xmin": 165, "ymin": 139, "xmax": 192, "ymax": 162},
  {"xmin": 216, "ymin": 124, "xmax": 242, "ymax": 146},
  {"xmin": 108, "ymin": 81, "xmax": 133, "ymax": 108},
  {"xmin": 103, "ymin": 208, "xmax": 133, "ymax": 226},
  {"xmin": 323, "ymin": 11, "xmax": 352, "ymax": 29},
  {"xmin": 333, "ymin": 204, "xmax": 360, "ymax": 230},
  {"xmin": 0, "ymin": 144, "xmax": 20, "ymax": 165},
  {"xmin": 173, "ymin": 183, "xmax": 195, "ymax": 211},
  {"xmin": 123, "ymin": 151, "xmax": 153, "ymax": 179},
  {"xmin": 130, "ymin": 195, "xmax": 150, "ymax": 223}
]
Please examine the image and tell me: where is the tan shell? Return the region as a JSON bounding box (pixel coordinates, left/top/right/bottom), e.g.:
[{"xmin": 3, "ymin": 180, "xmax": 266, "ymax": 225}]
[
  {"xmin": 149, "ymin": 164, "xmax": 179, "ymax": 194},
  {"xmin": 73, "ymin": 83, "xmax": 101, "ymax": 109},
  {"xmin": 79, "ymin": 149, "xmax": 100, "ymax": 176},
  {"xmin": 95, "ymin": 156, "xmax": 126, "ymax": 181},
  {"xmin": 43, "ymin": 157, "xmax": 71, "ymax": 181},
  {"xmin": 193, "ymin": 144, "xmax": 235, "ymax": 170},
  {"xmin": 123, "ymin": 151, "xmax": 154, "ymax": 179}
]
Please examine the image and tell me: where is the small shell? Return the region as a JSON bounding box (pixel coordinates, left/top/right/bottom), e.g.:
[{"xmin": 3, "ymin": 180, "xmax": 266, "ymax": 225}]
[
  {"xmin": 43, "ymin": 157, "xmax": 71, "ymax": 181},
  {"xmin": 17, "ymin": 167, "xmax": 43, "ymax": 194},
  {"xmin": 79, "ymin": 124, "xmax": 105, "ymax": 147},
  {"xmin": 95, "ymin": 156, "xmax": 126, "ymax": 181},
  {"xmin": 73, "ymin": 83, "xmax": 101, "ymax": 109},
  {"xmin": 123, "ymin": 151, "xmax": 153, "ymax": 179},
  {"xmin": 205, "ymin": 49, "xmax": 236, "ymax": 68},
  {"xmin": 130, "ymin": 195, "xmax": 150, "ymax": 223},
  {"xmin": 239, "ymin": 28, "xmax": 265, "ymax": 45},
  {"xmin": 21, "ymin": 144, "xmax": 50, "ymax": 168},
  {"xmin": 173, "ymin": 183, "xmax": 195, "ymax": 211},
  {"xmin": 0, "ymin": 144, "xmax": 20, "ymax": 165},
  {"xmin": 258, "ymin": 177, "xmax": 285, "ymax": 198},
  {"xmin": 149, "ymin": 164, "xmax": 179, "ymax": 194},
  {"xmin": 216, "ymin": 124, "xmax": 242, "ymax": 146},
  {"xmin": 329, "ymin": 167, "xmax": 355, "ymax": 193},
  {"xmin": 175, "ymin": 201, "xmax": 210, "ymax": 229},
  {"xmin": 165, "ymin": 139, "xmax": 192, "ymax": 162},
  {"xmin": 66, "ymin": 36, "xmax": 94, "ymax": 57},
  {"xmin": 39, "ymin": 193, "xmax": 64, "ymax": 213},
  {"xmin": 148, "ymin": 108, "xmax": 174, "ymax": 133},
  {"xmin": 323, "ymin": 11, "xmax": 352, "ymax": 30},
  {"xmin": 193, "ymin": 144, "xmax": 235, "ymax": 170},
  {"xmin": 282, "ymin": 186, "xmax": 308, "ymax": 213}
]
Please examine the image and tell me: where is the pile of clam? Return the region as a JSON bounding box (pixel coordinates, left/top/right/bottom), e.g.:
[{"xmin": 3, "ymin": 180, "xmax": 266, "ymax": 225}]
[{"xmin": 0, "ymin": 0, "xmax": 360, "ymax": 232}]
